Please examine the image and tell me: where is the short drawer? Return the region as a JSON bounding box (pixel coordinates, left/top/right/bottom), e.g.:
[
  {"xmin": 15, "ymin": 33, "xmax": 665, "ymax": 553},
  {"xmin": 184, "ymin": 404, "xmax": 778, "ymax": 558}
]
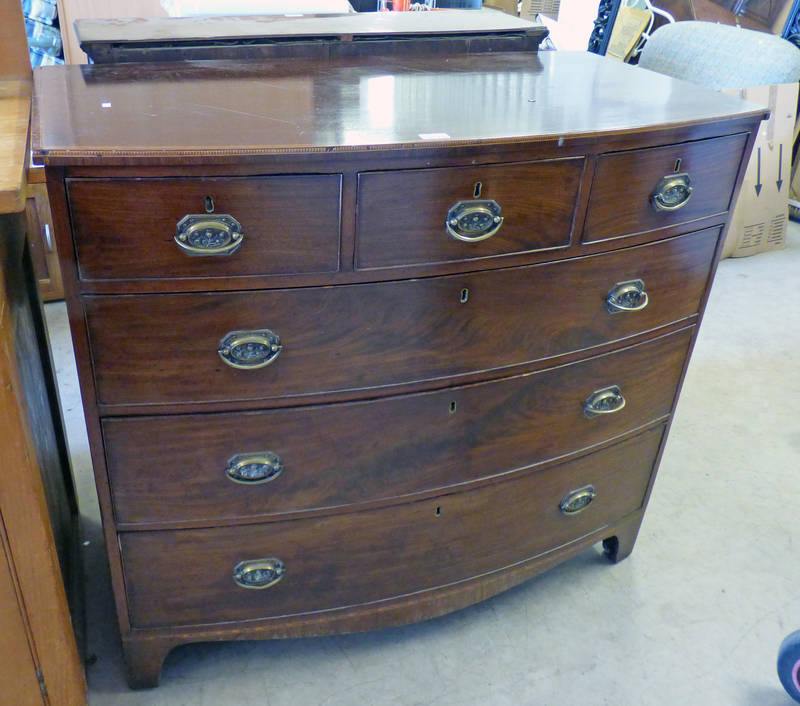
[
  {"xmin": 583, "ymin": 133, "xmax": 748, "ymax": 242},
  {"xmin": 105, "ymin": 327, "xmax": 692, "ymax": 525},
  {"xmin": 85, "ymin": 228, "xmax": 718, "ymax": 407},
  {"xmin": 120, "ymin": 425, "xmax": 664, "ymax": 628},
  {"xmin": 356, "ymin": 158, "xmax": 583, "ymax": 268},
  {"xmin": 67, "ymin": 175, "xmax": 342, "ymax": 280}
]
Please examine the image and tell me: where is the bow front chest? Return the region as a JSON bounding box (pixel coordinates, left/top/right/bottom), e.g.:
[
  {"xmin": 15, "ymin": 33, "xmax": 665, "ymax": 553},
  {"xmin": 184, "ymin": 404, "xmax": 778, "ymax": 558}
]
[{"xmin": 33, "ymin": 51, "xmax": 765, "ymax": 688}]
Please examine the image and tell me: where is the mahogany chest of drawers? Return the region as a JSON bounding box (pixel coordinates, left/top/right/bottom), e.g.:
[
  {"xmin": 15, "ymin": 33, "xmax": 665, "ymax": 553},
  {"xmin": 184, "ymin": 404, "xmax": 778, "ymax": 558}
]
[{"xmin": 33, "ymin": 51, "xmax": 765, "ymax": 688}]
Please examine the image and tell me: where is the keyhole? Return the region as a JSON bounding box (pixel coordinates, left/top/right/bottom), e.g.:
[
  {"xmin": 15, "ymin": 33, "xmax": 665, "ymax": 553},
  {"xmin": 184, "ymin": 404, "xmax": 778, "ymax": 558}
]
[
  {"xmin": 460, "ymin": 288, "xmax": 469, "ymax": 304},
  {"xmin": 435, "ymin": 506, "xmax": 442, "ymax": 517},
  {"xmin": 673, "ymin": 158, "xmax": 682, "ymax": 173},
  {"xmin": 449, "ymin": 401, "xmax": 457, "ymax": 414},
  {"xmin": 473, "ymin": 181, "xmax": 482, "ymax": 198},
  {"xmin": 204, "ymin": 195, "xmax": 215, "ymax": 213}
]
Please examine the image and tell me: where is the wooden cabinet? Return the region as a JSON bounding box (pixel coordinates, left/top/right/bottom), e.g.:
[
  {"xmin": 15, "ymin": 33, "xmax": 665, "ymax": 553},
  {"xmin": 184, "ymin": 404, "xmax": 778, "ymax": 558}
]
[
  {"xmin": 0, "ymin": 187, "xmax": 84, "ymax": 706},
  {"xmin": 1, "ymin": 2, "xmax": 84, "ymax": 699},
  {"xmin": 33, "ymin": 50, "xmax": 765, "ymax": 689}
]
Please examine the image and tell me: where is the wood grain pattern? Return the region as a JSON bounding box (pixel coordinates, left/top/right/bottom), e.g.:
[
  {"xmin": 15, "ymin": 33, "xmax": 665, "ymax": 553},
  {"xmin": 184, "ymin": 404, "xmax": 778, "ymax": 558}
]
[
  {"xmin": 67, "ymin": 175, "xmax": 341, "ymax": 280},
  {"xmin": 356, "ymin": 158, "xmax": 583, "ymax": 268},
  {"xmin": 104, "ymin": 327, "xmax": 692, "ymax": 527},
  {"xmin": 31, "ymin": 53, "xmax": 767, "ymax": 165},
  {"xmin": 0, "ymin": 0, "xmax": 31, "ymax": 82},
  {"xmin": 85, "ymin": 228, "xmax": 718, "ymax": 408},
  {"xmin": 0, "ymin": 213, "xmax": 85, "ymax": 704},
  {"xmin": 120, "ymin": 425, "xmax": 664, "ymax": 628},
  {"xmin": 0, "ymin": 525, "xmax": 45, "ymax": 706},
  {"xmin": 35, "ymin": 49, "xmax": 764, "ymax": 688},
  {"xmin": 583, "ymin": 133, "xmax": 749, "ymax": 242},
  {"xmin": 0, "ymin": 89, "xmax": 32, "ymax": 214}
]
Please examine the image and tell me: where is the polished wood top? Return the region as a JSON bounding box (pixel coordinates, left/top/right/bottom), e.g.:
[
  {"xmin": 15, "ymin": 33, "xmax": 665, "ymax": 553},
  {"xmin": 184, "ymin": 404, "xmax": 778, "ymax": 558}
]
[{"xmin": 32, "ymin": 51, "xmax": 767, "ymax": 166}]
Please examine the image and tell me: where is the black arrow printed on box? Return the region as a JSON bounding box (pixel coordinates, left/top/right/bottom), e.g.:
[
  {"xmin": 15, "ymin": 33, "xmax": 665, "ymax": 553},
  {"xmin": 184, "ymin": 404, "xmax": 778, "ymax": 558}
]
[{"xmin": 755, "ymin": 147, "xmax": 762, "ymax": 196}]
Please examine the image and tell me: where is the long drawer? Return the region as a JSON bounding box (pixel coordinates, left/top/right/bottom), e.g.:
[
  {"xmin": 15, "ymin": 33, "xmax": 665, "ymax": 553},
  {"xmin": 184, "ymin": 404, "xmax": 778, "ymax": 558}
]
[
  {"xmin": 120, "ymin": 426, "xmax": 664, "ymax": 628},
  {"xmin": 104, "ymin": 327, "xmax": 692, "ymax": 526},
  {"xmin": 356, "ymin": 158, "xmax": 583, "ymax": 269},
  {"xmin": 583, "ymin": 133, "xmax": 748, "ymax": 242},
  {"xmin": 67, "ymin": 175, "xmax": 342, "ymax": 281},
  {"xmin": 85, "ymin": 228, "xmax": 719, "ymax": 407}
]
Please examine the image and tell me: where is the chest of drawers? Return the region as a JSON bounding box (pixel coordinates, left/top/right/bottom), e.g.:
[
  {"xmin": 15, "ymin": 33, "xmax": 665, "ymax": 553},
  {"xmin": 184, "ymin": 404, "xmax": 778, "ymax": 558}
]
[{"xmin": 33, "ymin": 51, "xmax": 765, "ymax": 688}]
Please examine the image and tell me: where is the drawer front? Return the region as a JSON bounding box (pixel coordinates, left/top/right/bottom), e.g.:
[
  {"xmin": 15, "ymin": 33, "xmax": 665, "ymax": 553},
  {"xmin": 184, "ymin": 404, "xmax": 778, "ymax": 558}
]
[
  {"xmin": 67, "ymin": 175, "xmax": 342, "ymax": 280},
  {"xmin": 583, "ymin": 133, "xmax": 748, "ymax": 242},
  {"xmin": 105, "ymin": 328, "xmax": 692, "ymax": 525},
  {"xmin": 121, "ymin": 426, "xmax": 664, "ymax": 628},
  {"xmin": 86, "ymin": 228, "xmax": 718, "ymax": 407},
  {"xmin": 356, "ymin": 159, "xmax": 583, "ymax": 268}
]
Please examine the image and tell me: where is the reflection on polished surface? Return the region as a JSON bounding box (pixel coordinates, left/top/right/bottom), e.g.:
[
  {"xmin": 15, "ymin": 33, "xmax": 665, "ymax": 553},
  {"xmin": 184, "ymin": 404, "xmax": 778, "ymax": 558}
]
[{"xmin": 33, "ymin": 52, "xmax": 763, "ymax": 161}]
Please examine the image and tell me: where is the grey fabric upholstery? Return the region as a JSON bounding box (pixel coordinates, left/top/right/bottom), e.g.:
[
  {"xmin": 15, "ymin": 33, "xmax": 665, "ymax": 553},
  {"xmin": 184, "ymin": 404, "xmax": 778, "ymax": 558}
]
[{"xmin": 638, "ymin": 21, "xmax": 800, "ymax": 89}]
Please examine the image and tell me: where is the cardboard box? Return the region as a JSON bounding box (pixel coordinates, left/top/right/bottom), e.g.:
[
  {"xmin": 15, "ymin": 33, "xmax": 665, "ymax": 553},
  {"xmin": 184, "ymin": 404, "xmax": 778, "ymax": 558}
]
[
  {"xmin": 483, "ymin": 0, "xmax": 519, "ymax": 14},
  {"xmin": 521, "ymin": 0, "xmax": 559, "ymax": 21},
  {"xmin": 722, "ymin": 83, "xmax": 798, "ymax": 258}
]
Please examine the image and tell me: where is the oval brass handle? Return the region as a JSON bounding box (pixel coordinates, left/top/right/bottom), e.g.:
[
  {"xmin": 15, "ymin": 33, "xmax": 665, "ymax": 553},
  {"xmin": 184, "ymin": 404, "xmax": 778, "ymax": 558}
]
[
  {"xmin": 559, "ymin": 485, "xmax": 596, "ymax": 515},
  {"xmin": 226, "ymin": 451, "xmax": 283, "ymax": 485},
  {"xmin": 446, "ymin": 199, "xmax": 503, "ymax": 242},
  {"xmin": 232, "ymin": 558, "xmax": 285, "ymax": 589},
  {"xmin": 175, "ymin": 214, "xmax": 243, "ymax": 256},
  {"xmin": 218, "ymin": 329, "xmax": 281, "ymax": 370},
  {"xmin": 584, "ymin": 385, "xmax": 626, "ymax": 418},
  {"xmin": 606, "ymin": 279, "xmax": 648, "ymax": 314},
  {"xmin": 651, "ymin": 172, "xmax": 693, "ymax": 212}
]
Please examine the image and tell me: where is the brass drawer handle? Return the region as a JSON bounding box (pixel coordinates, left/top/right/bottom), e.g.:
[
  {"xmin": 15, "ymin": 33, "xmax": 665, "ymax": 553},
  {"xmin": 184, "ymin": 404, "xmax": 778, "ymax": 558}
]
[
  {"xmin": 446, "ymin": 199, "xmax": 503, "ymax": 242},
  {"xmin": 232, "ymin": 558, "xmax": 285, "ymax": 589},
  {"xmin": 606, "ymin": 279, "xmax": 648, "ymax": 313},
  {"xmin": 651, "ymin": 172, "xmax": 693, "ymax": 212},
  {"xmin": 226, "ymin": 451, "xmax": 283, "ymax": 485},
  {"xmin": 560, "ymin": 485, "xmax": 596, "ymax": 515},
  {"xmin": 218, "ymin": 329, "xmax": 281, "ymax": 370},
  {"xmin": 584, "ymin": 385, "xmax": 626, "ymax": 418},
  {"xmin": 175, "ymin": 214, "xmax": 243, "ymax": 256}
]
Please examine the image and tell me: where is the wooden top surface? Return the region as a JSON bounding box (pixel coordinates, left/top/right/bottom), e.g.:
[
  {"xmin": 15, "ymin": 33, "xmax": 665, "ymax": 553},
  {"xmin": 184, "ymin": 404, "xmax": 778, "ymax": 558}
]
[
  {"xmin": 0, "ymin": 82, "xmax": 32, "ymax": 213},
  {"xmin": 32, "ymin": 51, "xmax": 767, "ymax": 166},
  {"xmin": 76, "ymin": 9, "xmax": 539, "ymax": 44}
]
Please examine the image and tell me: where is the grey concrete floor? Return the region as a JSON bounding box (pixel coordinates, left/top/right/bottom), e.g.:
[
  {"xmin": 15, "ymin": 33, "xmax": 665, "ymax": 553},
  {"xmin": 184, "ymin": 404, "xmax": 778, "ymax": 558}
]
[{"xmin": 45, "ymin": 225, "xmax": 800, "ymax": 706}]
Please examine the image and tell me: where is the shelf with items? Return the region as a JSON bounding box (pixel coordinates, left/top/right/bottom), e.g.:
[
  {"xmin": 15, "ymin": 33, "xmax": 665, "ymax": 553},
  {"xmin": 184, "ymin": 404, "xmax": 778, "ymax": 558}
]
[{"xmin": 22, "ymin": 0, "xmax": 64, "ymax": 66}]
